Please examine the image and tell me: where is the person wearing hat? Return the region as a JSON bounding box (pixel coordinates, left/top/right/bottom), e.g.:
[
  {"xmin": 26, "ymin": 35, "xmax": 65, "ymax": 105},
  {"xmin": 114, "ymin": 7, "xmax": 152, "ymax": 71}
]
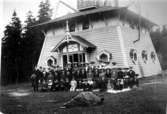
[
  {"xmin": 116, "ymin": 68, "xmax": 124, "ymax": 90},
  {"xmin": 93, "ymin": 68, "xmax": 99, "ymax": 89},
  {"xmin": 127, "ymin": 67, "xmax": 139, "ymax": 88}
]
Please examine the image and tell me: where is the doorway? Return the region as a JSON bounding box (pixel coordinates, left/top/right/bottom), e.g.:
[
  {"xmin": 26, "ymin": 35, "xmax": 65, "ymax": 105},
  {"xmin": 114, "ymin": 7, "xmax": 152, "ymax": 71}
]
[{"xmin": 63, "ymin": 53, "xmax": 85, "ymax": 68}]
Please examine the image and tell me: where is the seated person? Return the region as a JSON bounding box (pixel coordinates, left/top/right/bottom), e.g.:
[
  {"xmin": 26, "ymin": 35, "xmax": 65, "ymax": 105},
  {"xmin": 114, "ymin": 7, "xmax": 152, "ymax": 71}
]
[
  {"xmin": 52, "ymin": 79, "xmax": 60, "ymax": 91},
  {"xmin": 59, "ymin": 78, "xmax": 66, "ymax": 91},
  {"xmin": 87, "ymin": 78, "xmax": 94, "ymax": 91},
  {"xmin": 64, "ymin": 77, "xmax": 70, "ymax": 91},
  {"xmin": 70, "ymin": 78, "xmax": 77, "ymax": 91}
]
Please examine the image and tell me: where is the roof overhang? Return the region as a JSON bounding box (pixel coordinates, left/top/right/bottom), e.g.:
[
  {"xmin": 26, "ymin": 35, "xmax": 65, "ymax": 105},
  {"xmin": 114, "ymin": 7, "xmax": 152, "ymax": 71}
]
[
  {"xmin": 31, "ymin": 7, "xmax": 125, "ymax": 27},
  {"xmin": 31, "ymin": 7, "xmax": 156, "ymax": 29}
]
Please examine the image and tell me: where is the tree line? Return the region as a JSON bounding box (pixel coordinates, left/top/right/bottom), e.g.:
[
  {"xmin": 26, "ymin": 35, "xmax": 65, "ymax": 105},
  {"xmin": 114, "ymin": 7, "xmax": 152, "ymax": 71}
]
[
  {"xmin": 150, "ymin": 26, "xmax": 167, "ymax": 70},
  {"xmin": 1, "ymin": 0, "xmax": 52, "ymax": 85}
]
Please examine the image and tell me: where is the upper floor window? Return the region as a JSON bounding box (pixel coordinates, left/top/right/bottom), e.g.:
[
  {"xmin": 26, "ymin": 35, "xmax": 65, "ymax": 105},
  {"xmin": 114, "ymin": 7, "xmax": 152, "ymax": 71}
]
[{"xmin": 82, "ymin": 19, "xmax": 89, "ymax": 30}]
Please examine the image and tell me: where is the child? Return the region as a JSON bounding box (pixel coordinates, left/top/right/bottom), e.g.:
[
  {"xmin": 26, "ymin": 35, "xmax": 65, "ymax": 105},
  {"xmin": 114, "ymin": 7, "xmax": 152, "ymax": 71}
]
[
  {"xmin": 87, "ymin": 78, "xmax": 94, "ymax": 91},
  {"xmin": 70, "ymin": 78, "xmax": 77, "ymax": 91}
]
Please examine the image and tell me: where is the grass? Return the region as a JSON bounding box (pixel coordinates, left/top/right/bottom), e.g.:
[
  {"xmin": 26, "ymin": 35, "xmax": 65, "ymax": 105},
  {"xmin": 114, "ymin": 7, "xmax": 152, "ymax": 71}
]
[{"xmin": 0, "ymin": 75, "xmax": 167, "ymax": 114}]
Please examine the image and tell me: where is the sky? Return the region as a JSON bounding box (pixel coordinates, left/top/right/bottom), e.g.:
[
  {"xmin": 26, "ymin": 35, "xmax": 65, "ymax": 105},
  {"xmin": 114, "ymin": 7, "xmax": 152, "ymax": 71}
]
[{"xmin": 1, "ymin": 0, "xmax": 167, "ymax": 39}]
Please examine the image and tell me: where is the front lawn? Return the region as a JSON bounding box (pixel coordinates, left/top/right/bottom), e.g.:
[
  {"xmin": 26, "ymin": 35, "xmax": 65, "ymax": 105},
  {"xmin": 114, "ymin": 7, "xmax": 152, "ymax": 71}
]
[{"xmin": 0, "ymin": 75, "xmax": 167, "ymax": 114}]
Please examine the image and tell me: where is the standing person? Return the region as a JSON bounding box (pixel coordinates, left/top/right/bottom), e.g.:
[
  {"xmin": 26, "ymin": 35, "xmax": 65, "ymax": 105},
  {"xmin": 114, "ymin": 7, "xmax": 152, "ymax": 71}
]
[
  {"xmin": 99, "ymin": 76, "xmax": 107, "ymax": 92},
  {"xmin": 116, "ymin": 68, "xmax": 124, "ymax": 90},
  {"xmin": 61, "ymin": 70, "xmax": 66, "ymax": 80},
  {"xmin": 66, "ymin": 69, "xmax": 72, "ymax": 82},
  {"xmin": 64, "ymin": 77, "xmax": 70, "ymax": 91},
  {"xmin": 41, "ymin": 68, "xmax": 49, "ymax": 91},
  {"xmin": 30, "ymin": 70, "xmax": 38, "ymax": 92},
  {"xmin": 93, "ymin": 68, "xmax": 99, "ymax": 89},
  {"xmin": 76, "ymin": 69, "xmax": 80, "ymax": 81},
  {"xmin": 59, "ymin": 78, "xmax": 65, "ymax": 91},
  {"xmin": 87, "ymin": 69, "xmax": 93, "ymax": 80},
  {"xmin": 80, "ymin": 68, "xmax": 87, "ymax": 79},
  {"xmin": 47, "ymin": 70, "xmax": 54, "ymax": 91},
  {"xmin": 106, "ymin": 68, "xmax": 111, "ymax": 79},
  {"xmin": 127, "ymin": 67, "xmax": 139, "ymax": 88},
  {"xmin": 106, "ymin": 68, "xmax": 112, "ymax": 90}
]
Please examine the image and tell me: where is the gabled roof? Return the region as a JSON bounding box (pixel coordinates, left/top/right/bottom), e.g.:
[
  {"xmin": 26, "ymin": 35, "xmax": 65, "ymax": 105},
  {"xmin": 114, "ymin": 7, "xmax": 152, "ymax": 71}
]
[
  {"xmin": 32, "ymin": 6, "xmax": 156, "ymax": 28},
  {"xmin": 32, "ymin": 7, "xmax": 122, "ymax": 27},
  {"xmin": 51, "ymin": 35, "xmax": 96, "ymax": 52}
]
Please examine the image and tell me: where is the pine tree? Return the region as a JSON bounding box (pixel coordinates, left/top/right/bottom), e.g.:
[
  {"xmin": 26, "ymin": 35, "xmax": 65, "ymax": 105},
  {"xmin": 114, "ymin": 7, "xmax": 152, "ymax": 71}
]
[
  {"xmin": 2, "ymin": 11, "xmax": 22, "ymax": 85},
  {"xmin": 37, "ymin": 0, "xmax": 52, "ymax": 23},
  {"xmin": 31, "ymin": 0, "xmax": 52, "ymax": 66},
  {"xmin": 21, "ymin": 11, "xmax": 37, "ymax": 80}
]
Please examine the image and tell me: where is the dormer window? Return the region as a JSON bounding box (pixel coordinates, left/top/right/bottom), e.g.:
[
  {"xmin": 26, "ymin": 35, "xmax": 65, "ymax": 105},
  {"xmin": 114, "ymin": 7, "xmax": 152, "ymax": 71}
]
[
  {"xmin": 82, "ymin": 19, "xmax": 89, "ymax": 30},
  {"xmin": 69, "ymin": 23, "xmax": 75, "ymax": 32}
]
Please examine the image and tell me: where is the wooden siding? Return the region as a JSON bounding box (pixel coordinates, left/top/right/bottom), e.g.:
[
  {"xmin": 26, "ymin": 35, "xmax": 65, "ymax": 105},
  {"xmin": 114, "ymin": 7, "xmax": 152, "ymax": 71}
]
[
  {"xmin": 38, "ymin": 25, "xmax": 125, "ymax": 68},
  {"xmin": 73, "ymin": 26, "xmax": 124, "ymax": 67},
  {"xmin": 37, "ymin": 14, "xmax": 161, "ymax": 77},
  {"xmin": 121, "ymin": 26, "xmax": 162, "ymax": 77}
]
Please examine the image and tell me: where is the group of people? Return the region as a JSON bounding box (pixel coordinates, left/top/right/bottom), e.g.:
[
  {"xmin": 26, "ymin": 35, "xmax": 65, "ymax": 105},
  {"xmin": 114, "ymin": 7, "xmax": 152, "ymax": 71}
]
[{"xmin": 30, "ymin": 65, "xmax": 139, "ymax": 92}]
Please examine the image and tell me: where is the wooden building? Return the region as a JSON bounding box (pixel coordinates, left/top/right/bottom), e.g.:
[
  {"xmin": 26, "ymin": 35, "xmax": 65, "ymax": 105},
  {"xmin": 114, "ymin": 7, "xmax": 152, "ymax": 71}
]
[{"xmin": 36, "ymin": 0, "xmax": 161, "ymax": 77}]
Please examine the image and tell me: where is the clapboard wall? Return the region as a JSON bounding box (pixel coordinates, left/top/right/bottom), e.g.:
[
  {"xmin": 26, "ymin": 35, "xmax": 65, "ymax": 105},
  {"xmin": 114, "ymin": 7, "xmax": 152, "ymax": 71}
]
[
  {"xmin": 121, "ymin": 25, "xmax": 162, "ymax": 77},
  {"xmin": 37, "ymin": 12, "xmax": 162, "ymax": 77}
]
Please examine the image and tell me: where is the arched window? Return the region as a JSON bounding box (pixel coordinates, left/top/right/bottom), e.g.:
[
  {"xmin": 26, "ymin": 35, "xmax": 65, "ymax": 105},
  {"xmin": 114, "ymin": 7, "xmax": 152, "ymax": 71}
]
[
  {"xmin": 47, "ymin": 56, "xmax": 57, "ymax": 67},
  {"xmin": 142, "ymin": 50, "xmax": 148, "ymax": 63},
  {"xmin": 47, "ymin": 59, "xmax": 53, "ymax": 66},
  {"xmin": 129, "ymin": 49, "xmax": 137, "ymax": 64},
  {"xmin": 97, "ymin": 50, "xmax": 112, "ymax": 64},
  {"xmin": 150, "ymin": 51, "xmax": 156, "ymax": 63},
  {"xmin": 100, "ymin": 53, "xmax": 108, "ymax": 62}
]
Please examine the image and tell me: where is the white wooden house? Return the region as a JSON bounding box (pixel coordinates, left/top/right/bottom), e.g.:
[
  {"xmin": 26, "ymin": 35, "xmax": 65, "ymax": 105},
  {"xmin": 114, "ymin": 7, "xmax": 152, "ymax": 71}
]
[{"xmin": 36, "ymin": 0, "xmax": 161, "ymax": 77}]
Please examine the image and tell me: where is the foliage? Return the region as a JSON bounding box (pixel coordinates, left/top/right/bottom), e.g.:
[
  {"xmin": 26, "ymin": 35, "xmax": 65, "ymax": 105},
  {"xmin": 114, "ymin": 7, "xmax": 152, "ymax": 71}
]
[
  {"xmin": 1, "ymin": 0, "xmax": 53, "ymax": 85},
  {"xmin": 150, "ymin": 26, "xmax": 167, "ymax": 70},
  {"xmin": 2, "ymin": 11, "xmax": 22, "ymax": 85},
  {"xmin": 37, "ymin": 0, "xmax": 52, "ymax": 23}
]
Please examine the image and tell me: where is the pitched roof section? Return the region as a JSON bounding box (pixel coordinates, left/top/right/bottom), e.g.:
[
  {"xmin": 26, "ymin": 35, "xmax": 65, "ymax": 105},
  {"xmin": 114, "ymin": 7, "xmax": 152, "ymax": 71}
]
[
  {"xmin": 51, "ymin": 35, "xmax": 96, "ymax": 52},
  {"xmin": 32, "ymin": 6, "xmax": 156, "ymax": 28},
  {"xmin": 72, "ymin": 35, "xmax": 96, "ymax": 48}
]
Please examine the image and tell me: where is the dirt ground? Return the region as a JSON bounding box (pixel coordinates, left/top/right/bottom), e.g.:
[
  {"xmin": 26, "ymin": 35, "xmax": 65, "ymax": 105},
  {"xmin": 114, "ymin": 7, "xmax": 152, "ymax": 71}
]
[{"xmin": 0, "ymin": 74, "xmax": 167, "ymax": 114}]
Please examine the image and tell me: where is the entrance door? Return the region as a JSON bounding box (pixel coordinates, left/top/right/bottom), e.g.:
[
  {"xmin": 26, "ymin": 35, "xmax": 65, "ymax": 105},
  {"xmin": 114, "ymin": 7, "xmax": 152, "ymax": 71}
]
[{"xmin": 62, "ymin": 53, "xmax": 85, "ymax": 68}]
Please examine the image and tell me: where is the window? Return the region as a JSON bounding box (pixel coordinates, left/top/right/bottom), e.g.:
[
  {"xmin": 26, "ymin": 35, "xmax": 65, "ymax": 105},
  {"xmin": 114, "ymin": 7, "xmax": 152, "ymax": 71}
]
[
  {"xmin": 142, "ymin": 50, "xmax": 148, "ymax": 63},
  {"xmin": 63, "ymin": 53, "xmax": 85, "ymax": 68},
  {"xmin": 82, "ymin": 19, "xmax": 89, "ymax": 30},
  {"xmin": 47, "ymin": 56, "xmax": 57, "ymax": 67},
  {"xmin": 97, "ymin": 50, "xmax": 112, "ymax": 64},
  {"xmin": 100, "ymin": 53, "xmax": 108, "ymax": 62},
  {"xmin": 47, "ymin": 59, "xmax": 53, "ymax": 66},
  {"xmin": 129, "ymin": 49, "xmax": 137, "ymax": 64},
  {"xmin": 150, "ymin": 51, "xmax": 156, "ymax": 63}
]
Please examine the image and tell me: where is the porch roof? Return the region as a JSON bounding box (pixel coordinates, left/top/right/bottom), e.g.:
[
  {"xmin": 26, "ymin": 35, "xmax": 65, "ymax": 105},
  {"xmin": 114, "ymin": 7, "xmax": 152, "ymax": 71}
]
[{"xmin": 51, "ymin": 35, "xmax": 96, "ymax": 52}]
